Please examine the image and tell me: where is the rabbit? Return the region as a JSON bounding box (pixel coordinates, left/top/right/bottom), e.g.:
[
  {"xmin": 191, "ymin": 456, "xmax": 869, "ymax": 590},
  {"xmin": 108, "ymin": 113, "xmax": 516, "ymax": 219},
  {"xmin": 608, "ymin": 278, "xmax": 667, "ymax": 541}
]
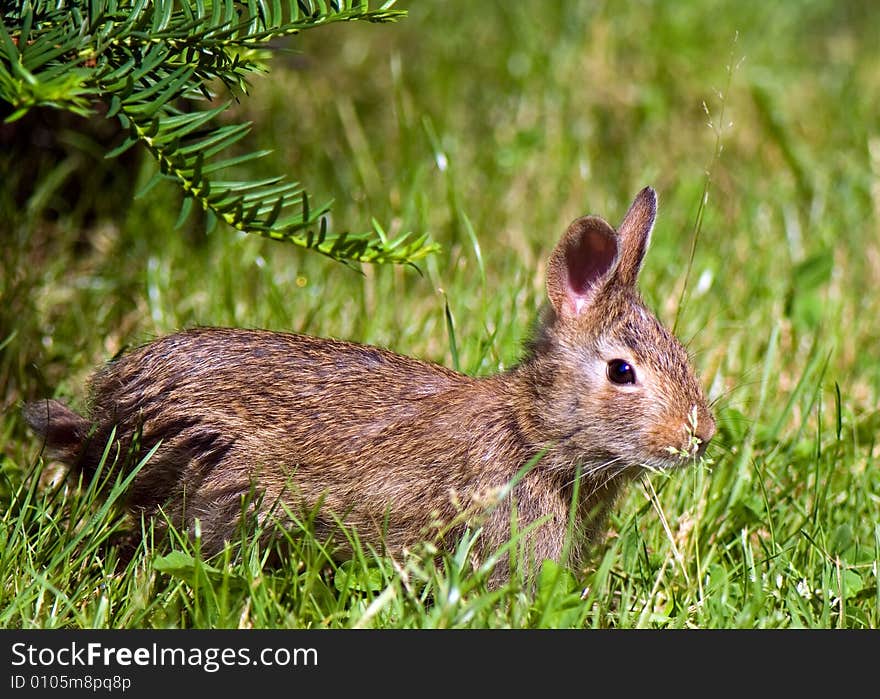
[{"xmin": 23, "ymin": 186, "xmax": 715, "ymax": 586}]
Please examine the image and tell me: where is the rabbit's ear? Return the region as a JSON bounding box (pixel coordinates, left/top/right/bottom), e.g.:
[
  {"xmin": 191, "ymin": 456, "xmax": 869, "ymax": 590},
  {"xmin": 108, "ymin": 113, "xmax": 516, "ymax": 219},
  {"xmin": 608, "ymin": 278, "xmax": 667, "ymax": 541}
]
[
  {"xmin": 546, "ymin": 216, "xmax": 619, "ymax": 318},
  {"xmin": 614, "ymin": 186, "xmax": 657, "ymax": 288}
]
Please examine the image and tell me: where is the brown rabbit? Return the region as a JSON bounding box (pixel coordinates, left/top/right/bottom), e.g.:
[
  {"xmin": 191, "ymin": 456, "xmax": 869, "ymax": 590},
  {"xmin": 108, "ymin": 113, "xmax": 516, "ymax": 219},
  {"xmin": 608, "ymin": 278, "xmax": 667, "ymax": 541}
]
[{"xmin": 23, "ymin": 187, "xmax": 714, "ymax": 585}]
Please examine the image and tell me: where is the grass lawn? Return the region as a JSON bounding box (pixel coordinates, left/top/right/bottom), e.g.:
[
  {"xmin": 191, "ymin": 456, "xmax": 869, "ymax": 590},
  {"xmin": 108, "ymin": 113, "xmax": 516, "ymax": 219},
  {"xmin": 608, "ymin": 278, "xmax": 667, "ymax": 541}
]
[{"xmin": 1, "ymin": 0, "xmax": 879, "ymax": 628}]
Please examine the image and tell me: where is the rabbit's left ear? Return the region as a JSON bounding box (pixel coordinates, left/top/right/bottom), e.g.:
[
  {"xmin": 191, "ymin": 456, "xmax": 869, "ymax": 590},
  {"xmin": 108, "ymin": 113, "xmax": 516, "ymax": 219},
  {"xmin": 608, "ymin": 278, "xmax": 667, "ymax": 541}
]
[
  {"xmin": 614, "ymin": 187, "xmax": 657, "ymax": 288},
  {"xmin": 546, "ymin": 216, "xmax": 619, "ymax": 320}
]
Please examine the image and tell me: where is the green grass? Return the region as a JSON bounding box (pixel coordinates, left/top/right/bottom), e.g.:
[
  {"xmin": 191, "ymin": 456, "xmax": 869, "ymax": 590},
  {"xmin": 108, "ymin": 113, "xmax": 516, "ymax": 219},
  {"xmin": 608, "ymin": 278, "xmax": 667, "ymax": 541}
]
[{"xmin": 2, "ymin": 0, "xmax": 880, "ymax": 628}]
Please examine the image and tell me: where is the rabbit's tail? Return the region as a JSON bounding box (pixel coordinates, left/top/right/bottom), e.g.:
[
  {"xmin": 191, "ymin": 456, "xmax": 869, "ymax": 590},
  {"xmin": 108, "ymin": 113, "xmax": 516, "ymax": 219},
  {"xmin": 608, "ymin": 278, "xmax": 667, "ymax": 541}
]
[{"xmin": 23, "ymin": 399, "xmax": 89, "ymax": 464}]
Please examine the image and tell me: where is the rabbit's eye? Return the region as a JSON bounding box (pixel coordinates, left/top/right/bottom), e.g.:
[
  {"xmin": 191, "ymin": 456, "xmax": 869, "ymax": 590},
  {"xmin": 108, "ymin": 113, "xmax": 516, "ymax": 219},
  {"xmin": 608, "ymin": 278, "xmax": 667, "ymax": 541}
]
[{"xmin": 607, "ymin": 359, "xmax": 636, "ymax": 385}]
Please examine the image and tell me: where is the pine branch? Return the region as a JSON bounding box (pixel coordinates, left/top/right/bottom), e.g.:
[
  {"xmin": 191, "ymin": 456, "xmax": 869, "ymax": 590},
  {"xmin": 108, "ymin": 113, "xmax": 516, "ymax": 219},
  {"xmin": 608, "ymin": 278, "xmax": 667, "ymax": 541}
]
[{"xmin": 0, "ymin": 0, "xmax": 439, "ymax": 266}]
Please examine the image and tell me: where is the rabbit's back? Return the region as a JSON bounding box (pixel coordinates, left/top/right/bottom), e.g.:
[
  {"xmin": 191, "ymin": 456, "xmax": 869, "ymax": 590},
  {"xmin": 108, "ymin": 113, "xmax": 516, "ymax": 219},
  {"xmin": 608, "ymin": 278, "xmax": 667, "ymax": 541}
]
[{"xmin": 84, "ymin": 327, "xmax": 519, "ymax": 554}]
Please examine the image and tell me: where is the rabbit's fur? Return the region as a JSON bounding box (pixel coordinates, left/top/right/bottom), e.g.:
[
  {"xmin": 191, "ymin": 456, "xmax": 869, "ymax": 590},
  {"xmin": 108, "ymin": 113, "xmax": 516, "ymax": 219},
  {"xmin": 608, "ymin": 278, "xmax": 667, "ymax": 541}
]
[{"xmin": 24, "ymin": 187, "xmax": 715, "ymax": 584}]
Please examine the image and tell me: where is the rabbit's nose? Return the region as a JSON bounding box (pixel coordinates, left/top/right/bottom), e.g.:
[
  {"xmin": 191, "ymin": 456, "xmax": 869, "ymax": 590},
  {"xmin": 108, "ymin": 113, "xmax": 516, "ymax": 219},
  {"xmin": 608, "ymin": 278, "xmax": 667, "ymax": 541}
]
[{"xmin": 694, "ymin": 409, "xmax": 716, "ymax": 456}]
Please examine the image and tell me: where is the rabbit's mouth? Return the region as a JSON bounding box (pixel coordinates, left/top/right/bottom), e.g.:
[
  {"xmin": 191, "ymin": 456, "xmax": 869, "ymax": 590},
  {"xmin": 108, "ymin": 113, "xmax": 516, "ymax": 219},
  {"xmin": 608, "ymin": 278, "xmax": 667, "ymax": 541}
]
[
  {"xmin": 668, "ymin": 438, "xmax": 710, "ymax": 462},
  {"xmin": 640, "ymin": 433, "xmax": 712, "ymax": 472}
]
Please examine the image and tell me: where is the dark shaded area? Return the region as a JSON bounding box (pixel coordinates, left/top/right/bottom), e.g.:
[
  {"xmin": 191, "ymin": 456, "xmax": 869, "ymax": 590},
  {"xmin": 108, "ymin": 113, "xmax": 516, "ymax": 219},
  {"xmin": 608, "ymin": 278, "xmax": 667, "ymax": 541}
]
[{"xmin": 0, "ymin": 104, "xmax": 142, "ymax": 234}]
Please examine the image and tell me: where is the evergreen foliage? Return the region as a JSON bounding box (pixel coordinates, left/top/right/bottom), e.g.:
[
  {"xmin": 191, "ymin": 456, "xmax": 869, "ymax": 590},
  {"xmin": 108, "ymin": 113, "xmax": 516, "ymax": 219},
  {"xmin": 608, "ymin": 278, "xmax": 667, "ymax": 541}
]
[{"xmin": 0, "ymin": 0, "xmax": 438, "ymax": 265}]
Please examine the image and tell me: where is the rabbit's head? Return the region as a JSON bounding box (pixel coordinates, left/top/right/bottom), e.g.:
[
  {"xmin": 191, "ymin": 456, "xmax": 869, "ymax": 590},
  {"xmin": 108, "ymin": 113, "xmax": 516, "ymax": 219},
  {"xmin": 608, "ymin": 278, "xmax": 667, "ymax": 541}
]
[{"xmin": 527, "ymin": 187, "xmax": 715, "ymax": 474}]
